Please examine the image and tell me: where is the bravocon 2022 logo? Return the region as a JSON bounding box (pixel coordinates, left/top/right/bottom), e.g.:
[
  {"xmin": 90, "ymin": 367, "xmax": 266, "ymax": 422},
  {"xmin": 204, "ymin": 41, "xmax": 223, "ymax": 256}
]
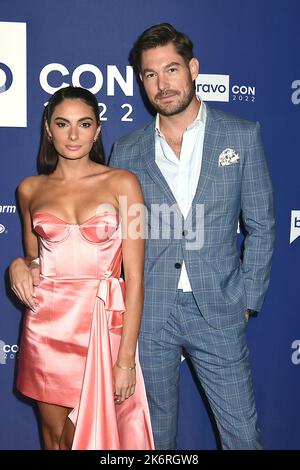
[
  {"xmin": 39, "ymin": 62, "xmax": 134, "ymax": 123},
  {"xmin": 196, "ymin": 74, "xmax": 256, "ymax": 104}
]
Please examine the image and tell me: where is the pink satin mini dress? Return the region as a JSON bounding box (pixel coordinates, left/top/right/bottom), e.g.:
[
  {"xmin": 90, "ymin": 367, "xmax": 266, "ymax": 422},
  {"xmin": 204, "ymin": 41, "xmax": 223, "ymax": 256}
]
[{"xmin": 17, "ymin": 211, "xmax": 154, "ymax": 450}]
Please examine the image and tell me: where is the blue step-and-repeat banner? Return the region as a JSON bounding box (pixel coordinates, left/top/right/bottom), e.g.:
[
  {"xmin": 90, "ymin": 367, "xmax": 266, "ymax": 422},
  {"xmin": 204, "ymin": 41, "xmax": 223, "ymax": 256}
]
[{"xmin": 0, "ymin": 0, "xmax": 299, "ymax": 450}]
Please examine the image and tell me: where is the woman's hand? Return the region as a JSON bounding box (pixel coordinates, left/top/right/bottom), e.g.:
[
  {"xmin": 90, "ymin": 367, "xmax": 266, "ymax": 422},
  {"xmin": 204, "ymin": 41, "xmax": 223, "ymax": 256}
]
[
  {"xmin": 9, "ymin": 258, "xmax": 40, "ymax": 311},
  {"xmin": 113, "ymin": 362, "xmax": 136, "ymax": 405}
]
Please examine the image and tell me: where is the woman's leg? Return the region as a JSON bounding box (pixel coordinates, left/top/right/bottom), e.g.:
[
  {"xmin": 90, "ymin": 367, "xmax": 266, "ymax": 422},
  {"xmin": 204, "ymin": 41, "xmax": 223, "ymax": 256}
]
[{"xmin": 37, "ymin": 401, "xmax": 74, "ymax": 450}]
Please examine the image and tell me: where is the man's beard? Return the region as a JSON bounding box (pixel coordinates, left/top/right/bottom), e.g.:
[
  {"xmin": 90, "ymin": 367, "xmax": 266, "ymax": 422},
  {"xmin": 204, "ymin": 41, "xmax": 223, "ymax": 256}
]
[{"xmin": 151, "ymin": 83, "xmax": 195, "ymax": 116}]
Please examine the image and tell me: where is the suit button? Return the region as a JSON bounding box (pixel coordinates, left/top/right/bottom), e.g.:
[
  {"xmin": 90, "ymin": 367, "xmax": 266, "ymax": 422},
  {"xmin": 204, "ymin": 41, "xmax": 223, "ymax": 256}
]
[
  {"xmin": 182, "ymin": 230, "xmax": 188, "ymax": 237},
  {"xmin": 174, "ymin": 262, "xmax": 181, "ymax": 269}
]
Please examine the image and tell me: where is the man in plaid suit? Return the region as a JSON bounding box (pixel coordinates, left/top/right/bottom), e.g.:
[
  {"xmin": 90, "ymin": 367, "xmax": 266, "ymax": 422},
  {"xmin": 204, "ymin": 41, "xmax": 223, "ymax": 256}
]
[{"xmin": 109, "ymin": 23, "xmax": 275, "ymax": 449}]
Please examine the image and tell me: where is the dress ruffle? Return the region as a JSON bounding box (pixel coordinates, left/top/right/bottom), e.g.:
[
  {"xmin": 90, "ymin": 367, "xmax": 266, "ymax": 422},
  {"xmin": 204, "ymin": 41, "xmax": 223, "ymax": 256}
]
[{"xmin": 69, "ymin": 275, "xmax": 154, "ymax": 450}]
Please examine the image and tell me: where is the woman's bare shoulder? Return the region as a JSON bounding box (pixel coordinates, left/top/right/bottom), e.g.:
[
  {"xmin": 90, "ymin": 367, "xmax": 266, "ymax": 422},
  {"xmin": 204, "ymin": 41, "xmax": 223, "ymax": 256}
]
[
  {"xmin": 18, "ymin": 175, "xmax": 47, "ymax": 199},
  {"xmin": 107, "ymin": 168, "xmax": 140, "ymax": 187}
]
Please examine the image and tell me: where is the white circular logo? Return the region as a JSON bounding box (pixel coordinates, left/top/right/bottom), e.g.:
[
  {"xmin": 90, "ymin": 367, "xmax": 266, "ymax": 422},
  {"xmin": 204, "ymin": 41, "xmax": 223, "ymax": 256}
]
[
  {"xmin": 0, "ymin": 224, "xmax": 5, "ymax": 234},
  {"xmin": 0, "ymin": 63, "xmax": 13, "ymax": 94}
]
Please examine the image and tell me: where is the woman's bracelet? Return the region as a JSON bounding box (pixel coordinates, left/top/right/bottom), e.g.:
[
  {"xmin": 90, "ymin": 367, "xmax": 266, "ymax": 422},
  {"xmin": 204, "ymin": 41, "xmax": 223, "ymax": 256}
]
[
  {"xmin": 116, "ymin": 362, "xmax": 136, "ymax": 371},
  {"xmin": 30, "ymin": 258, "xmax": 40, "ymax": 266}
]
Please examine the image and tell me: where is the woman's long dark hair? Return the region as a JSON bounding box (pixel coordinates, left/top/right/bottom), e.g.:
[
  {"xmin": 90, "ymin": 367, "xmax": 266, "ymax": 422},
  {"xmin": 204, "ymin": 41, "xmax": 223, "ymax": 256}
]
[{"xmin": 38, "ymin": 86, "xmax": 105, "ymax": 174}]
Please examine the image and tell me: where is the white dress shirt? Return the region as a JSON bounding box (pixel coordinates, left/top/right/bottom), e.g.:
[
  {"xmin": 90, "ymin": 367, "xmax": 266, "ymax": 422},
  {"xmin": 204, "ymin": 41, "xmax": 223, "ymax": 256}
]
[{"xmin": 155, "ymin": 101, "xmax": 207, "ymax": 291}]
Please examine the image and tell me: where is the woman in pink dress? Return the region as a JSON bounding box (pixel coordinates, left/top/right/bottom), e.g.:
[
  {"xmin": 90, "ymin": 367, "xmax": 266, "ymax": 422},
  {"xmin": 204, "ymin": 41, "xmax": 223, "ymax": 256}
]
[{"xmin": 9, "ymin": 86, "xmax": 154, "ymax": 450}]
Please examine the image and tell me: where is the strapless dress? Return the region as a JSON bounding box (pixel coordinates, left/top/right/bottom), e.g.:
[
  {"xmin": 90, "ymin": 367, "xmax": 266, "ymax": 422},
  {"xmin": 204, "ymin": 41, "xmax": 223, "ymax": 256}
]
[{"xmin": 17, "ymin": 211, "xmax": 154, "ymax": 450}]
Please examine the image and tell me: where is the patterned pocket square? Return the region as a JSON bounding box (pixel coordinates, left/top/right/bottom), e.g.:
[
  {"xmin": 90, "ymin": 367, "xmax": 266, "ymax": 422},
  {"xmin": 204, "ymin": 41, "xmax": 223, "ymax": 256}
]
[{"xmin": 218, "ymin": 148, "xmax": 240, "ymax": 166}]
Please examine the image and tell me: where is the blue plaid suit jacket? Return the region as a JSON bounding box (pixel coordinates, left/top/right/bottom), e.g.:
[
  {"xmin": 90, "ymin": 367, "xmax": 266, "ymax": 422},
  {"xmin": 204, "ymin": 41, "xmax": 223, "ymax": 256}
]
[{"xmin": 109, "ymin": 105, "xmax": 275, "ymax": 332}]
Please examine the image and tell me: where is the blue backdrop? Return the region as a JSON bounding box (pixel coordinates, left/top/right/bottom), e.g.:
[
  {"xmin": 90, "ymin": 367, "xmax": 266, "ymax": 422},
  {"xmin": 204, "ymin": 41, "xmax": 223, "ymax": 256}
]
[{"xmin": 0, "ymin": 0, "xmax": 299, "ymax": 450}]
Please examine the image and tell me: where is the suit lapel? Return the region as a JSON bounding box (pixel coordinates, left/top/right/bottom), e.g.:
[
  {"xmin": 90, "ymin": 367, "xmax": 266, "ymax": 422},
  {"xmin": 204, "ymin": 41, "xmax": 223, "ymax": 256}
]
[
  {"xmin": 140, "ymin": 122, "xmax": 180, "ymax": 210},
  {"xmin": 188, "ymin": 106, "xmax": 224, "ymax": 210}
]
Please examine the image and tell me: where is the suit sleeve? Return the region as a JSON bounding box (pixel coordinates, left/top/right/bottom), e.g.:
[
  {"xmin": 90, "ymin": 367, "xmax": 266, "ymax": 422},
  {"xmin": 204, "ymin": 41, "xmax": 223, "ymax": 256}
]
[
  {"xmin": 241, "ymin": 122, "xmax": 275, "ymax": 311},
  {"xmin": 108, "ymin": 141, "xmax": 120, "ymax": 168}
]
